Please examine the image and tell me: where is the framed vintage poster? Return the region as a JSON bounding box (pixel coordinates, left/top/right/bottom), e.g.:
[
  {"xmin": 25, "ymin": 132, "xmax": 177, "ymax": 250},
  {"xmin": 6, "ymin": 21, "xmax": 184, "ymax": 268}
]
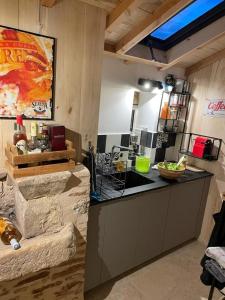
[{"xmin": 0, "ymin": 25, "xmax": 55, "ymax": 120}]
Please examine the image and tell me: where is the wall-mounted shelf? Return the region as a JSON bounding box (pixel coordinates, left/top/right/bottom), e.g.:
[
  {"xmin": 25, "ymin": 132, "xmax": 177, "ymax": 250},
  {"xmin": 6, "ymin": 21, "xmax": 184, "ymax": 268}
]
[
  {"xmin": 164, "ymin": 91, "xmax": 191, "ymax": 96},
  {"xmin": 157, "ymin": 91, "xmax": 191, "ymax": 134},
  {"xmin": 179, "ymin": 133, "xmax": 222, "ymax": 161}
]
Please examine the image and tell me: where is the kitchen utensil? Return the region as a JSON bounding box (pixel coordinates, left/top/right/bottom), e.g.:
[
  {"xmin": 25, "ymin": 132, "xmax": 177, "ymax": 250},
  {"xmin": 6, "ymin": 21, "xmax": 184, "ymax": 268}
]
[
  {"xmin": 176, "ymin": 155, "xmax": 187, "ymax": 168},
  {"xmin": 88, "ymin": 143, "xmax": 100, "ymax": 201}
]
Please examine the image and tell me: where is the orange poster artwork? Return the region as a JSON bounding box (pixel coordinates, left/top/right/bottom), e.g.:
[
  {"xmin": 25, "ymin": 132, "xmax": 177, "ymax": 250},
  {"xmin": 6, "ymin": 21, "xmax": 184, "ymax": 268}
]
[{"xmin": 0, "ymin": 26, "xmax": 55, "ymax": 119}]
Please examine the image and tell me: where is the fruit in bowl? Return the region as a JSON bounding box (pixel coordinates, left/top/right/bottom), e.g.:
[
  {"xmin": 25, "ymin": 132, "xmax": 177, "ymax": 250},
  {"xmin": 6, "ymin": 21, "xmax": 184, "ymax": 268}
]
[{"xmin": 157, "ymin": 161, "xmax": 185, "ymax": 180}]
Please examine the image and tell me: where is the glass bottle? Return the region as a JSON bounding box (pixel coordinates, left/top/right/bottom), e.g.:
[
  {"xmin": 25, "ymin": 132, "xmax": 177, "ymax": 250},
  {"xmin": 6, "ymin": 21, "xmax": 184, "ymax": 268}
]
[
  {"xmin": 0, "ymin": 216, "xmax": 22, "ymax": 250},
  {"xmin": 160, "ymin": 102, "xmax": 171, "ymax": 119},
  {"xmin": 37, "ymin": 123, "xmax": 43, "ymax": 140},
  {"xmin": 38, "ymin": 124, "xmax": 49, "ymax": 152},
  {"xmin": 28, "ymin": 122, "xmax": 38, "ymax": 152},
  {"xmin": 13, "ymin": 115, "xmax": 27, "ymax": 154}
]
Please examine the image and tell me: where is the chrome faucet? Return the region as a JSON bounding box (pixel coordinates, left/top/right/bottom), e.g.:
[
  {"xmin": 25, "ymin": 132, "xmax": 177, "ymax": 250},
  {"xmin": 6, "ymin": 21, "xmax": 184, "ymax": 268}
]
[
  {"xmin": 111, "ymin": 145, "xmax": 131, "ymax": 165},
  {"xmin": 111, "ymin": 145, "xmax": 131, "ymax": 153}
]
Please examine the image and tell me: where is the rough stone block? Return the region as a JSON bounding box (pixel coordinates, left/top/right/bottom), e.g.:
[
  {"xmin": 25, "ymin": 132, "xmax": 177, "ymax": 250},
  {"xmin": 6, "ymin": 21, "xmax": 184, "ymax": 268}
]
[
  {"xmin": 16, "ymin": 171, "xmax": 72, "ymax": 200},
  {"xmin": 0, "ymin": 182, "xmax": 14, "ymax": 214},
  {"xmin": 0, "ymin": 164, "xmax": 90, "ymax": 300},
  {"xmin": 72, "ymin": 165, "xmax": 90, "ymax": 179},
  {"xmin": 15, "ymin": 191, "xmax": 63, "ymax": 238},
  {"xmin": 0, "ymin": 223, "xmax": 76, "ymax": 282}
]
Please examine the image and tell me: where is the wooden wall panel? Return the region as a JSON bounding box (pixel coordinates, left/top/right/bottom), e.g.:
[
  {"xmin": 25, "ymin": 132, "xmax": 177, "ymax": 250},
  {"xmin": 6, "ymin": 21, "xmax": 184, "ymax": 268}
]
[
  {"xmin": 0, "ymin": 0, "xmax": 19, "ymax": 170},
  {"xmin": 187, "ymin": 59, "xmax": 225, "ymax": 245},
  {"xmin": 43, "ymin": 0, "xmax": 85, "ymax": 134},
  {"xmin": 18, "ymin": 0, "xmax": 40, "ymax": 32},
  {"xmin": 0, "ymin": 0, "xmax": 106, "ymax": 169},
  {"xmin": 80, "ymin": 5, "xmax": 105, "ymax": 151}
]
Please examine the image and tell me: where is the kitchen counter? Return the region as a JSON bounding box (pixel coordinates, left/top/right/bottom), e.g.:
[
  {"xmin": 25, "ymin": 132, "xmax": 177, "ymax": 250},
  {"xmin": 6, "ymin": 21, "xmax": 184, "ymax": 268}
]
[
  {"xmin": 91, "ymin": 167, "xmax": 213, "ymax": 205},
  {"xmin": 86, "ymin": 167, "xmax": 212, "ymax": 291}
]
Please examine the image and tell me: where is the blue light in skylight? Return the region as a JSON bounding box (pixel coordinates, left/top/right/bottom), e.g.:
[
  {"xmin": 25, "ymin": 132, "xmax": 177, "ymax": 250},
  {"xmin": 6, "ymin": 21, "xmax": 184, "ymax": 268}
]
[{"xmin": 150, "ymin": 0, "xmax": 224, "ymax": 40}]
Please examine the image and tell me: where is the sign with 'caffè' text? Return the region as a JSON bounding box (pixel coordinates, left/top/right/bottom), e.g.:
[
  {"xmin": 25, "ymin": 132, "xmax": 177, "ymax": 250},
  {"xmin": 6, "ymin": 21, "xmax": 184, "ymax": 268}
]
[{"xmin": 204, "ymin": 99, "xmax": 225, "ymax": 117}]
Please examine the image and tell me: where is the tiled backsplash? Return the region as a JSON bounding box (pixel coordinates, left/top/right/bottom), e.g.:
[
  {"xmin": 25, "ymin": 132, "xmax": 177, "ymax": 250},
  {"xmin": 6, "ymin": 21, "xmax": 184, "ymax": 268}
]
[
  {"xmin": 97, "ymin": 131, "xmax": 177, "ymax": 163},
  {"xmin": 97, "ymin": 134, "xmax": 130, "ymax": 153},
  {"xmin": 140, "ymin": 131, "xmax": 157, "ymax": 148}
]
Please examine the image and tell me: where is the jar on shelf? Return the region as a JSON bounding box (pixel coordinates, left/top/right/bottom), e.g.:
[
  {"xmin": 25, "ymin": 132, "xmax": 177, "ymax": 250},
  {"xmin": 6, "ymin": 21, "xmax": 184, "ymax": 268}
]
[{"xmin": 160, "ymin": 102, "xmax": 171, "ymax": 119}]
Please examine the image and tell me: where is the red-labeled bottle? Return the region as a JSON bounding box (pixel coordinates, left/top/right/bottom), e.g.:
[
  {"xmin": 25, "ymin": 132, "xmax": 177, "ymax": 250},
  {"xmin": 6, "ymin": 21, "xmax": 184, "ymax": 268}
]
[{"xmin": 13, "ymin": 115, "xmax": 28, "ymax": 154}]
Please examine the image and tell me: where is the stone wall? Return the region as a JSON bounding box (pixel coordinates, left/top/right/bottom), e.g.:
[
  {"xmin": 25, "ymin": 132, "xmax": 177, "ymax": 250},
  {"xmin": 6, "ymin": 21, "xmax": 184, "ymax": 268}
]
[{"xmin": 0, "ymin": 165, "xmax": 90, "ymax": 300}]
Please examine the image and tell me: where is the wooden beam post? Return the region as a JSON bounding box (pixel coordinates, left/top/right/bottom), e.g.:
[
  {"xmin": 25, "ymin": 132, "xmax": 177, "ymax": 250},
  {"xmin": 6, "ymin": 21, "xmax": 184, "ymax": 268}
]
[
  {"xmin": 115, "ymin": 0, "xmax": 194, "ymax": 54},
  {"xmin": 106, "ymin": 0, "xmax": 138, "ymax": 33},
  {"xmin": 41, "ymin": 0, "xmax": 57, "ymax": 7}
]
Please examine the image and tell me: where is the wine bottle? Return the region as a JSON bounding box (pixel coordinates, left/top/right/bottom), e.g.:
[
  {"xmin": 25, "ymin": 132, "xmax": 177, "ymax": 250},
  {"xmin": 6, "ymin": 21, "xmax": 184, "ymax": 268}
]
[
  {"xmin": 0, "ymin": 216, "xmax": 22, "ymax": 250},
  {"xmin": 28, "ymin": 122, "xmax": 38, "ymax": 152},
  {"xmin": 13, "ymin": 115, "xmax": 27, "ymax": 154}
]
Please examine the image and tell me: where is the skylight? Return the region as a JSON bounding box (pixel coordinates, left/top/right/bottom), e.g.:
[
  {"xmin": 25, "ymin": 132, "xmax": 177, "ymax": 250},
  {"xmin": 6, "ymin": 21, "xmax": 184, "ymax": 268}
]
[{"xmin": 150, "ymin": 0, "xmax": 224, "ymax": 41}]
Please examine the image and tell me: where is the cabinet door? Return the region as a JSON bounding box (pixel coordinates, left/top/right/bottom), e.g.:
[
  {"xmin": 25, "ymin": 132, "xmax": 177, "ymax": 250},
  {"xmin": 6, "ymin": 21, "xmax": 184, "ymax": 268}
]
[
  {"xmin": 135, "ymin": 188, "xmax": 170, "ymax": 266},
  {"xmin": 101, "ymin": 196, "xmax": 140, "ymax": 283},
  {"xmin": 195, "ymin": 177, "xmax": 211, "ymax": 238},
  {"xmin": 163, "ymin": 179, "xmax": 205, "ymax": 252},
  {"xmin": 85, "ymin": 204, "xmax": 106, "ymax": 291}
]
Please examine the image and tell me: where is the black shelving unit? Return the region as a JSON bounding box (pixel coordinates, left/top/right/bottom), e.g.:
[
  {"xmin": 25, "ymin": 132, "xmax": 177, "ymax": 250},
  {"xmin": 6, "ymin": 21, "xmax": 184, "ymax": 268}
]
[
  {"xmin": 157, "ymin": 91, "xmax": 191, "ymax": 133},
  {"xmin": 179, "ymin": 132, "xmax": 222, "ymax": 161}
]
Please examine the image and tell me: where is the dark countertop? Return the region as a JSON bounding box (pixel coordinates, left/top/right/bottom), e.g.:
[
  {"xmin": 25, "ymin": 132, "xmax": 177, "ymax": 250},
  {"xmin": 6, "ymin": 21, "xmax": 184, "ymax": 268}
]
[{"xmin": 91, "ymin": 167, "xmax": 213, "ymax": 206}]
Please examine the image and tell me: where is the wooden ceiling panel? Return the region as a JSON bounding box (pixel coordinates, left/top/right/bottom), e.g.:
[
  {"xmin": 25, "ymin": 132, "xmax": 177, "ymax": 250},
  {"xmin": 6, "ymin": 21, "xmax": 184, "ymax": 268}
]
[
  {"xmin": 105, "ymin": 0, "xmax": 165, "ymax": 44},
  {"xmin": 79, "ymin": 0, "xmax": 225, "ymax": 73},
  {"xmin": 115, "ymin": 0, "xmax": 194, "ymax": 54},
  {"xmin": 172, "ymin": 35, "xmax": 225, "ymax": 70},
  {"xmin": 186, "ymin": 46, "xmax": 225, "ymax": 75}
]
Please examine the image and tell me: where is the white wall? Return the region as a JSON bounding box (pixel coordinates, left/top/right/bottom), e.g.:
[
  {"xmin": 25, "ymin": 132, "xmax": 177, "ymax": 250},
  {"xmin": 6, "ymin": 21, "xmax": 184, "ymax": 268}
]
[
  {"xmin": 98, "ymin": 56, "xmax": 185, "ymax": 135},
  {"xmin": 135, "ymin": 92, "xmax": 162, "ymax": 132},
  {"xmin": 98, "ymin": 83, "xmax": 134, "ymax": 134}
]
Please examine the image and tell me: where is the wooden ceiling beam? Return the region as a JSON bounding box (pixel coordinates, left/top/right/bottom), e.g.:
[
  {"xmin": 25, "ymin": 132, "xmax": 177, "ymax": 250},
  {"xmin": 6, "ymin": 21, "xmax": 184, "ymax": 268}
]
[
  {"xmin": 77, "ymin": 0, "xmax": 116, "ymax": 12},
  {"xmin": 115, "ymin": 0, "xmax": 194, "ymax": 54},
  {"xmin": 104, "ymin": 43, "xmax": 168, "ymax": 68},
  {"xmin": 106, "ymin": 0, "xmax": 139, "ymax": 33},
  {"xmin": 185, "ymin": 47, "xmax": 225, "ymax": 76},
  {"xmin": 41, "ymin": 0, "xmax": 57, "ymax": 7},
  {"xmin": 104, "ymin": 43, "xmax": 116, "ymax": 52}
]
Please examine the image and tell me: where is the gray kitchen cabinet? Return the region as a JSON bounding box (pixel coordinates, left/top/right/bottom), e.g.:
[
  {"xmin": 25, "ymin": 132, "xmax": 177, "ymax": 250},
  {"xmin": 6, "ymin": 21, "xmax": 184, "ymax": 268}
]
[
  {"xmin": 85, "ymin": 177, "xmax": 211, "ymax": 291},
  {"xmin": 195, "ymin": 177, "xmax": 211, "ymax": 238},
  {"xmin": 163, "ymin": 179, "xmax": 206, "ymax": 252},
  {"xmin": 134, "ymin": 188, "xmax": 170, "ymax": 266},
  {"xmin": 85, "ymin": 204, "xmax": 106, "ymax": 291},
  {"xmin": 101, "ymin": 196, "xmax": 140, "ymax": 283}
]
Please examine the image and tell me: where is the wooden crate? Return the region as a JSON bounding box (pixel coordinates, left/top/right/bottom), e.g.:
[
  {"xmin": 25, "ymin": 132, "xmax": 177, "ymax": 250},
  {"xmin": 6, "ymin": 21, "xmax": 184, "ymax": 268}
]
[{"xmin": 5, "ymin": 141, "xmax": 76, "ymax": 178}]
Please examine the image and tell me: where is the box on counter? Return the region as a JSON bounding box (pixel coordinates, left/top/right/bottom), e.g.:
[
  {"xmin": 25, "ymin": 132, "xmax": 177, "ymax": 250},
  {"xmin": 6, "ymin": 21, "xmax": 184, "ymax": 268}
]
[{"xmin": 48, "ymin": 125, "xmax": 66, "ymax": 151}]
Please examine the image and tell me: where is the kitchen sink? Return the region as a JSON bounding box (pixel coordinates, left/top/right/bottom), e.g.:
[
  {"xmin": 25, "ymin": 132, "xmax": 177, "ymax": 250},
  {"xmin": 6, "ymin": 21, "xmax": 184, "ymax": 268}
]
[{"xmin": 104, "ymin": 170, "xmax": 154, "ymax": 190}]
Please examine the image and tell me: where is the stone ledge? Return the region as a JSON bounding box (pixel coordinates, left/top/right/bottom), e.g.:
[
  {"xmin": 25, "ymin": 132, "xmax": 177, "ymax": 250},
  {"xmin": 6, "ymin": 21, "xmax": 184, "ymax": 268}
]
[
  {"xmin": 15, "ymin": 171, "xmax": 72, "ymax": 200},
  {"xmin": 0, "ymin": 223, "xmax": 76, "ymax": 282}
]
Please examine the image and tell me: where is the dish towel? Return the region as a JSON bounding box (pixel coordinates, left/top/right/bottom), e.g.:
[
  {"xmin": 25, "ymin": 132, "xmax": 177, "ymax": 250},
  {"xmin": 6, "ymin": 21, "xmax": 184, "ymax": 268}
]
[
  {"xmin": 205, "ymin": 259, "xmax": 225, "ymax": 284},
  {"xmin": 206, "ymin": 247, "xmax": 225, "ymax": 269}
]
